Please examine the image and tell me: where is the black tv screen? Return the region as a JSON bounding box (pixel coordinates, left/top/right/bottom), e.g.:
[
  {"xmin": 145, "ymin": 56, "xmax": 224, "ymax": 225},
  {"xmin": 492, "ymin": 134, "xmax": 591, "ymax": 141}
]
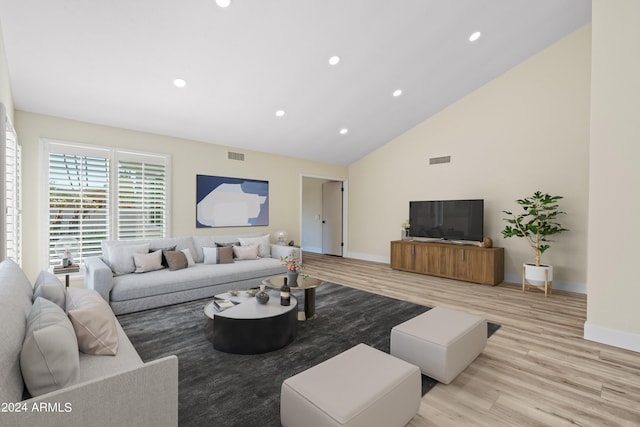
[{"xmin": 409, "ymin": 199, "xmax": 484, "ymax": 242}]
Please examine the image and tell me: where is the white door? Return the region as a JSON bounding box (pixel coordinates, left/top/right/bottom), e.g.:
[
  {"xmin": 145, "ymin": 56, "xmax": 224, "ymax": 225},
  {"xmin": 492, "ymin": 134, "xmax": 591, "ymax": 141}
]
[{"xmin": 322, "ymin": 181, "xmax": 343, "ymax": 256}]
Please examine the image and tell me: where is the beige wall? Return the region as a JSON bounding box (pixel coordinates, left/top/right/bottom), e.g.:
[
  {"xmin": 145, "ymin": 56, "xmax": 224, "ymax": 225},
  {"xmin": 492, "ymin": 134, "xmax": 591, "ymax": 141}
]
[
  {"xmin": 586, "ymin": 1, "xmax": 640, "ymax": 351},
  {"xmin": 0, "ymin": 20, "xmax": 14, "ymax": 122},
  {"xmin": 15, "ymin": 111, "xmax": 347, "ymax": 281},
  {"xmin": 348, "ymin": 25, "xmax": 592, "ymax": 292}
]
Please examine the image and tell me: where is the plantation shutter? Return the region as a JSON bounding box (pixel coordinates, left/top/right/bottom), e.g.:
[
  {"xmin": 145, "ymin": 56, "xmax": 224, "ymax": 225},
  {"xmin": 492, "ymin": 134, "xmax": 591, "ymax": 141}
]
[
  {"xmin": 1, "ymin": 105, "xmax": 22, "ymax": 264},
  {"xmin": 48, "ymin": 149, "xmax": 110, "ymax": 266},
  {"xmin": 116, "ymin": 154, "xmax": 167, "ymax": 240}
]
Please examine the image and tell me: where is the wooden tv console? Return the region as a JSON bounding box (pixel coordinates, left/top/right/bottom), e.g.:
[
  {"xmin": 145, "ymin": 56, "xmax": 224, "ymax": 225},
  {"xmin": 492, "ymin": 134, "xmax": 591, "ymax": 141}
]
[{"xmin": 390, "ymin": 240, "xmax": 504, "ymax": 285}]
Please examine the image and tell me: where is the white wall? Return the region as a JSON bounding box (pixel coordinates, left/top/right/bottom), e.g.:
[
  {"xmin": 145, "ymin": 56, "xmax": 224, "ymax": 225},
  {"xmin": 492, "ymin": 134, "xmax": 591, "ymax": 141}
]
[
  {"xmin": 585, "ymin": 0, "xmax": 640, "ymax": 352},
  {"xmin": 0, "ymin": 20, "xmax": 14, "ymax": 122},
  {"xmin": 347, "ymin": 25, "xmax": 592, "ymax": 292},
  {"xmin": 15, "ymin": 111, "xmax": 347, "ymax": 281}
]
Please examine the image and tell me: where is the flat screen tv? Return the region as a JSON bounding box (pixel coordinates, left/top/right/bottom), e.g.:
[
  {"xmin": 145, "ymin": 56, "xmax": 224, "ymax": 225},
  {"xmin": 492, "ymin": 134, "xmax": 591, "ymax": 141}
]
[{"xmin": 409, "ymin": 199, "xmax": 484, "ymax": 242}]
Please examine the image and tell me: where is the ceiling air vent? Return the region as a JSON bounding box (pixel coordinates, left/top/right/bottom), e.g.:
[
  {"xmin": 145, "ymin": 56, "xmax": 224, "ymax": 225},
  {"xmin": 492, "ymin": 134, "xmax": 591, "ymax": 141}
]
[
  {"xmin": 227, "ymin": 151, "xmax": 245, "ymax": 161},
  {"xmin": 429, "ymin": 156, "xmax": 451, "ymax": 165}
]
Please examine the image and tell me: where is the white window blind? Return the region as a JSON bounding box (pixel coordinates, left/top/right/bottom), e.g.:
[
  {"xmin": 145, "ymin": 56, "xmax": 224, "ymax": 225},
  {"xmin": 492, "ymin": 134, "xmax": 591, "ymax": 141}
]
[
  {"xmin": 117, "ymin": 156, "xmax": 167, "ymax": 240},
  {"xmin": 45, "ymin": 141, "xmax": 170, "ymax": 268},
  {"xmin": 48, "ymin": 151, "xmax": 110, "ymax": 266},
  {"xmin": 3, "ymin": 111, "xmax": 21, "ymax": 264}
]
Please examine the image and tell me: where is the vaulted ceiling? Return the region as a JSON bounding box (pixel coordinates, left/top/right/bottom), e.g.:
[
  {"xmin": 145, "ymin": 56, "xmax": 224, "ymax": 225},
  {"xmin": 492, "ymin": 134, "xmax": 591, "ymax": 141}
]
[{"xmin": 0, "ymin": 1, "xmax": 591, "ymax": 165}]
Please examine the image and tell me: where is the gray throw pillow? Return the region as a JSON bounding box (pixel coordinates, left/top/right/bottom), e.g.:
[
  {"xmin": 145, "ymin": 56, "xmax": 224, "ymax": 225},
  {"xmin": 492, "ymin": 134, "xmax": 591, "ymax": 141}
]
[
  {"xmin": 33, "ymin": 270, "xmax": 66, "ymax": 310},
  {"xmin": 20, "ymin": 297, "xmax": 80, "ymax": 397},
  {"xmin": 134, "ymin": 250, "xmax": 164, "ymax": 273}
]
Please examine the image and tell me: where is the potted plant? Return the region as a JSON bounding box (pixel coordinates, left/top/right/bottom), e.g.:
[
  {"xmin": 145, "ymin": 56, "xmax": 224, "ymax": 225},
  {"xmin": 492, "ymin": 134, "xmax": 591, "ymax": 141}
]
[
  {"xmin": 280, "ymin": 251, "xmax": 303, "ymax": 286},
  {"xmin": 502, "ymin": 191, "xmax": 568, "ymax": 294}
]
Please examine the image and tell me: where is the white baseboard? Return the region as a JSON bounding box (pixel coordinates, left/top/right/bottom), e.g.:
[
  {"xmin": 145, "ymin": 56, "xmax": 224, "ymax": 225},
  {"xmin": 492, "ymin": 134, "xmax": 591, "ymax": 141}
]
[
  {"xmin": 301, "ymin": 246, "xmax": 322, "ymax": 254},
  {"xmin": 584, "ymin": 322, "xmax": 640, "ymax": 353},
  {"xmin": 345, "ymin": 252, "xmax": 390, "ymax": 264},
  {"xmin": 503, "ymin": 273, "xmax": 586, "ymax": 294}
]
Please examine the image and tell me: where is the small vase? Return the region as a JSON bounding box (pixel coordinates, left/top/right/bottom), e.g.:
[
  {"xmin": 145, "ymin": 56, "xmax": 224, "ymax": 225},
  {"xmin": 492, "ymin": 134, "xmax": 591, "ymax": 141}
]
[
  {"xmin": 287, "ymin": 270, "xmax": 299, "ymax": 287},
  {"xmin": 256, "ymin": 285, "xmax": 270, "ymax": 304}
]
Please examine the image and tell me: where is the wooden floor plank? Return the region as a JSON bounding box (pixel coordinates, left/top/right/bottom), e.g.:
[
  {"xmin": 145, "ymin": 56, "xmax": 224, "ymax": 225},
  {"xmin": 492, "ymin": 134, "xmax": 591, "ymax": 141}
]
[{"xmin": 302, "ymin": 252, "xmax": 640, "ymax": 426}]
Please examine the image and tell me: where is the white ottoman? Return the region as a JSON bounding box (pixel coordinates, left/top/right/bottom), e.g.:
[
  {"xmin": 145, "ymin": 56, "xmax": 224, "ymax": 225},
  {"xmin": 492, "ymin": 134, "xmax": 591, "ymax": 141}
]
[
  {"xmin": 390, "ymin": 307, "xmax": 487, "ymax": 384},
  {"xmin": 281, "ymin": 343, "xmax": 421, "ymax": 427}
]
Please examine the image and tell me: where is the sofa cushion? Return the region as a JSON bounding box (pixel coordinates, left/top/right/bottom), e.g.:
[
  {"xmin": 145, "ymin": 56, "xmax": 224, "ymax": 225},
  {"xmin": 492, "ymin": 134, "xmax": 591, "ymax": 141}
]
[
  {"xmin": 104, "ymin": 242, "xmax": 150, "ymax": 275},
  {"xmin": 0, "ymin": 259, "xmax": 34, "ymax": 402},
  {"xmin": 33, "ymin": 270, "xmax": 66, "ymax": 310},
  {"xmin": 134, "ymin": 250, "xmax": 164, "ymax": 273},
  {"xmin": 238, "ymin": 234, "xmax": 271, "ymax": 257},
  {"xmin": 66, "ymin": 288, "xmax": 119, "ymax": 356},
  {"xmin": 203, "ymin": 246, "xmax": 234, "ymax": 264},
  {"xmin": 110, "ymin": 258, "xmax": 285, "ymax": 302},
  {"xmin": 233, "ymin": 244, "xmax": 260, "ymax": 260},
  {"xmin": 21, "ymin": 297, "xmax": 80, "ymax": 397},
  {"xmin": 164, "ymin": 250, "xmax": 188, "ymax": 271}
]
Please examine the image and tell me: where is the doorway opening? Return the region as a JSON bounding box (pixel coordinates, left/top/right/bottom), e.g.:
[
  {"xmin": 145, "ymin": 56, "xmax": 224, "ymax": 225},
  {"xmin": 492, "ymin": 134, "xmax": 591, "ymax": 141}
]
[{"xmin": 300, "ymin": 176, "xmax": 347, "ymax": 257}]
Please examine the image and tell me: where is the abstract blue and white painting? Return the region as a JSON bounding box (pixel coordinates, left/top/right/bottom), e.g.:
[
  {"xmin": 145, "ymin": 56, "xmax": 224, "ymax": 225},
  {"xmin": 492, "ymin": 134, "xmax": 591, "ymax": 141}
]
[{"xmin": 196, "ymin": 175, "xmax": 269, "ymax": 228}]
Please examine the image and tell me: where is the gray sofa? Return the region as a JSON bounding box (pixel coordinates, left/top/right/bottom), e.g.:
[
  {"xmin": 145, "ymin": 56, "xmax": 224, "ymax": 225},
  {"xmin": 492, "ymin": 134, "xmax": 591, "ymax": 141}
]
[
  {"xmin": 0, "ymin": 258, "xmax": 178, "ymax": 427},
  {"xmin": 84, "ymin": 234, "xmax": 299, "ymax": 315}
]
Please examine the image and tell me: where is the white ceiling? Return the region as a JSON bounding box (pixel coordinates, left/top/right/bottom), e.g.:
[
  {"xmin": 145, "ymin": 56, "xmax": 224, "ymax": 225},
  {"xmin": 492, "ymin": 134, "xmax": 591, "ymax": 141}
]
[{"xmin": 0, "ymin": 0, "xmax": 591, "ymax": 165}]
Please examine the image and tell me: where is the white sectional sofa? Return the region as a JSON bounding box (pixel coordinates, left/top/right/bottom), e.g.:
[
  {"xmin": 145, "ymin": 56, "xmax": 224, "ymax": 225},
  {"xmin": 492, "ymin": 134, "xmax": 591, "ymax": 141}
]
[
  {"xmin": 0, "ymin": 258, "xmax": 178, "ymax": 427},
  {"xmin": 84, "ymin": 234, "xmax": 299, "ymax": 315}
]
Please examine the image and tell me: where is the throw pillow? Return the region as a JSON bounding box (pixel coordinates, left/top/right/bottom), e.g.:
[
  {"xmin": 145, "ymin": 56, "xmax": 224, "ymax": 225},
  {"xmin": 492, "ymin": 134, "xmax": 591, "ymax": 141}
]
[
  {"xmin": 149, "ymin": 244, "xmax": 176, "ymax": 267},
  {"xmin": 164, "ymin": 250, "xmax": 188, "ymax": 271},
  {"xmin": 66, "ymin": 288, "xmax": 119, "ymax": 356},
  {"xmin": 33, "ymin": 270, "xmax": 65, "ymax": 310},
  {"xmin": 203, "ymin": 246, "xmax": 234, "ymax": 264},
  {"xmin": 238, "ymin": 234, "xmax": 271, "ymax": 258},
  {"xmin": 181, "ymin": 248, "xmax": 195, "ymax": 267},
  {"xmin": 104, "ymin": 242, "xmax": 150, "ymax": 275},
  {"xmin": 134, "ymin": 249, "xmax": 164, "ymax": 273},
  {"xmin": 20, "ymin": 297, "xmax": 80, "ymax": 397},
  {"xmin": 233, "ymin": 244, "xmax": 259, "ymax": 260}
]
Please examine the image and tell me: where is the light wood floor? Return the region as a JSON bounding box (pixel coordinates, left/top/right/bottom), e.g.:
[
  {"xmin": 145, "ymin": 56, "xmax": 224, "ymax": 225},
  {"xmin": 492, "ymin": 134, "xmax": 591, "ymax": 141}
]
[{"xmin": 301, "ymin": 252, "xmax": 640, "ymax": 427}]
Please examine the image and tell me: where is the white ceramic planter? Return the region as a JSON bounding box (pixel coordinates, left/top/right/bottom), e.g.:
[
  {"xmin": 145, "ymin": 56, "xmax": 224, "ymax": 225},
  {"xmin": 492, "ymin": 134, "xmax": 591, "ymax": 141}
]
[{"xmin": 523, "ymin": 264, "xmax": 553, "ymax": 286}]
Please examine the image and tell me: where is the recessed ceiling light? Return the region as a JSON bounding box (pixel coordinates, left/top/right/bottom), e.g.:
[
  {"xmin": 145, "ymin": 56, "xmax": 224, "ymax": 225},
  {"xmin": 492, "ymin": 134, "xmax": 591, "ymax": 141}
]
[
  {"xmin": 469, "ymin": 31, "xmax": 481, "ymax": 42},
  {"xmin": 173, "ymin": 78, "xmax": 187, "ymax": 88},
  {"xmin": 328, "ymin": 56, "xmax": 340, "ymax": 66},
  {"xmin": 275, "ymin": 110, "xmax": 285, "ymax": 117},
  {"xmin": 216, "ymin": 0, "xmax": 231, "ymax": 7},
  {"xmin": 339, "ymin": 128, "xmax": 349, "ymax": 135},
  {"xmin": 393, "ymin": 89, "xmax": 403, "ymax": 97}
]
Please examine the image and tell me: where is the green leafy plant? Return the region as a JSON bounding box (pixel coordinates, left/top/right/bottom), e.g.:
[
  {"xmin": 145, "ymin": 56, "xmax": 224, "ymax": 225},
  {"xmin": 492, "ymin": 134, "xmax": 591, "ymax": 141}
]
[{"xmin": 502, "ymin": 191, "xmax": 568, "ymax": 266}]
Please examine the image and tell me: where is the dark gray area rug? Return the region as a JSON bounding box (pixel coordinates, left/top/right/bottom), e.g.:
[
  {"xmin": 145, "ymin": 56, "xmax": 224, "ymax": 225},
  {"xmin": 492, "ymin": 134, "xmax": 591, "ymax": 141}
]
[{"xmin": 118, "ymin": 282, "xmax": 500, "ymax": 427}]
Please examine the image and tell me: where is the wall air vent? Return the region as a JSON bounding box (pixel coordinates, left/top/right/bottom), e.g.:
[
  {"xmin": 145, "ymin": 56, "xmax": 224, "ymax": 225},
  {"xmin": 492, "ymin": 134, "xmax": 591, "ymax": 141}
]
[
  {"xmin": 429, "ymin": 156, "xmax": 451, "ymax": 165},
  {"xmin": 227, "ymin": 151, "xmax": 245, "ymax": 161}
]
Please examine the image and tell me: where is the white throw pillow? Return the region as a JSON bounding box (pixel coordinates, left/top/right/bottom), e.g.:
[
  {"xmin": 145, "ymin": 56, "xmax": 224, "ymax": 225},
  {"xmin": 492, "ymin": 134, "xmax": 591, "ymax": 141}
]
[
  {"xmin": 233, "ymin": 244, "xmax": 259, "ymax": 260},
  {"xmin": 104, "ymin": 242, "xmax": 150, "ymax": 275},
  {"xmin": 203, "ymin": 246, "xmax": 234, "ymax": 264},
  {"xmin": 181, "ymin": 248, "xmax": 195, "ymax": 267},
  {"xmin": 238, "ymin": 234, "xmax": 270, "ymax": 258},
  {"xmin": 133, "ymin": 250, "xmax": 164, "ymax": 273}
]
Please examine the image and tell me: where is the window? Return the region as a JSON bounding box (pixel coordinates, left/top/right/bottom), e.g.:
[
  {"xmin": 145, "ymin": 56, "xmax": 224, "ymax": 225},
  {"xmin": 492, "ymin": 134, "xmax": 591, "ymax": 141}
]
[
  {"xmin": 44, "ymin": 141, "xmax": 170, "ymax": 267},
  {"xmin": 1, "ymin": 104, "xmax": 22, "ymax": 265}
]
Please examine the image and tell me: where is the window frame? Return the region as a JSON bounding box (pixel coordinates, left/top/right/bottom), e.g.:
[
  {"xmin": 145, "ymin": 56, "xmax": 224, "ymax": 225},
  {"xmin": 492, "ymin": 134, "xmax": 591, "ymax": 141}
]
[{"xmin": 41, "ymin": 139, "xmax": 171, "ymax": 269}]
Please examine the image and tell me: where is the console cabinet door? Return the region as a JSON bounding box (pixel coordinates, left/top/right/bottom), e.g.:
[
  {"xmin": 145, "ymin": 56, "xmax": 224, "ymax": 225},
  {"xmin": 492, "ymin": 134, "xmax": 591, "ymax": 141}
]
[{"xmin": 390, "ymin": 241, "xmax": 415, "ymax": 271}]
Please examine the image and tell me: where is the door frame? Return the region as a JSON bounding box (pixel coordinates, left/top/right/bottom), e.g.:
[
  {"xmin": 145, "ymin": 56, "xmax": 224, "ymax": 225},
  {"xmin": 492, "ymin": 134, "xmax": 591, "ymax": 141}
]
[{"xmin": 300, "ymin": 174, "xmax": 348, "ymax": 257}]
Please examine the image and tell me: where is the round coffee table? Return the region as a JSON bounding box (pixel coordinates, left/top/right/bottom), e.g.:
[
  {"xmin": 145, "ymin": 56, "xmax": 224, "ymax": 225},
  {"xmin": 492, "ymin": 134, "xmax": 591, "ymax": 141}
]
[
  {"xmin": 204, "ymin": 291, "xmax": 298, "ymax": 354},
  {"xmin": 263, "ymin": 275, "xmax": 325, "ymax": 321}
]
